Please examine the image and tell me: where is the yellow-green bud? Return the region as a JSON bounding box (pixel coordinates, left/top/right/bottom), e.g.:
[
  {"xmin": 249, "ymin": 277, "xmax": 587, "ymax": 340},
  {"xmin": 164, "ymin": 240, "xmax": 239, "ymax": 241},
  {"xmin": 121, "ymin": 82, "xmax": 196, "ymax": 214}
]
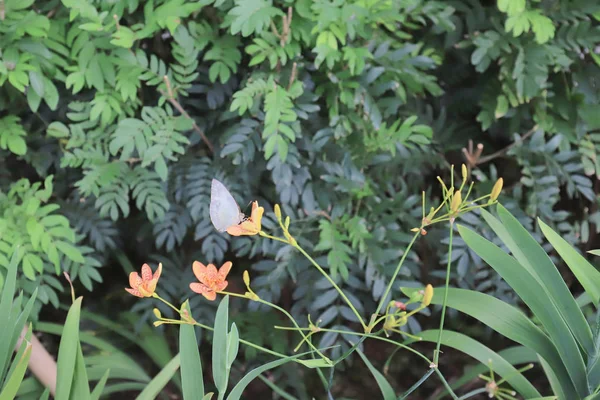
[
  {"xmin": 274, "ymin": 204, "xmax": 282, "ymax": 221},
  {"xmin": 243, "ymin": 270, "xmax": 251, "ymax": 287},
  {"xmin": 451, "ymin": 190, "xmax": 462, "ymax": 212},
  {"xmin": 422, "ymin": 284, "xmax": 434, "ymax": 307},
  {"xmin": 153, "ymin": 308, "xmax": 162, "ymax": 319},
  {"xmin": 461, "ymin": 164, "xmax": 468, "ymax": 181},
  {"xmin": 490, "ymin": 178, "xmax": 503, "ymax": 202}
]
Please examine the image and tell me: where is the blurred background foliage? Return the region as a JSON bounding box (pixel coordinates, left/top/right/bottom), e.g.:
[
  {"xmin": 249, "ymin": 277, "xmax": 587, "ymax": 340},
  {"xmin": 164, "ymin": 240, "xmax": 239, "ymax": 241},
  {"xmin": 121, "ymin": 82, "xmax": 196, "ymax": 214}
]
[{"xmin": 2, "ymin": 0, "xmax": 600, "ymax": 397}]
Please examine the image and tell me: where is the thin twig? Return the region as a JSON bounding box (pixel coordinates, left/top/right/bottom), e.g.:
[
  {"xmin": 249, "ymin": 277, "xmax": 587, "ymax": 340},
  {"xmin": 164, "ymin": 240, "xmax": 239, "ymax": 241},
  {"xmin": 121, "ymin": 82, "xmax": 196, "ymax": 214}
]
[
  {"xmin": 477, "ymin": 125, "xmax": 538, "ymax": 165},
  {"xmin": 160, "ymin": 76, "xmax": 214, "ymax": 154},
  {"xmin": 462, "ymin": 125, "xmax": 538, "ymax": 168},
  {"xmin": 287, "ymin": 62, "xmax": 297, "ymax": 91}
]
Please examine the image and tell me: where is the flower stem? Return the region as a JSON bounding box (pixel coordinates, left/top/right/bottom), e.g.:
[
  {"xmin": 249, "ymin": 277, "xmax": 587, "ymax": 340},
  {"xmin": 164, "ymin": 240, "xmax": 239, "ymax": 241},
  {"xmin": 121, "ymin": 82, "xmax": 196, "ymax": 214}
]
[
  {"xmin": 293, "ymin": 243, "xmax": 367, "ymax": 331},
  {"xmin": 371, "ymin": 231, "xmax": 420, "ymax": 329},
  {"xmin": 311, "ymin": 327, "xmax": 459, "ymax": 399},
  {"xmin": 219, "ymin": 290, "xmax": 332, "ymax": 364},
  {"xmin": 259, "ymin": 231, "xmax": 290, "ymax": 244},
  {"xmin": 434, "ymin": 223, "xmax": 453, "ymax": 365},
  {"xmin": 153, "ymin": 293, "xmax": 183, "ymax": 315}
]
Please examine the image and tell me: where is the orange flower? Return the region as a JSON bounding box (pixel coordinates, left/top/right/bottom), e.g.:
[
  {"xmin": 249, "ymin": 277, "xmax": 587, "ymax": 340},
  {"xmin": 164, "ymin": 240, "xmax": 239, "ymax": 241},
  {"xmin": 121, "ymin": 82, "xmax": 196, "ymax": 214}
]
[
  {"xmin": 189, "ymin": 261, "xmax": 232, "ymax": 301},
  {"xmin": 126, "ymin": 263, "xmax": 162, "ymax": 298},
  {"xmin": 227, "ymin": 201, "xmax": 264, "ymax": 236}
]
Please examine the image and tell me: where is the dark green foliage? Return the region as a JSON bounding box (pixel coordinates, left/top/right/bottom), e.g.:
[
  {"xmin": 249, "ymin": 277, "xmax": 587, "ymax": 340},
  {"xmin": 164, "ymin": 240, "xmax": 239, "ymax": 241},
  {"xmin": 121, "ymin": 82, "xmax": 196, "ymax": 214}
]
[{"xmin": 2, "ymin": 0, "xmax": 600, "ymax": 396}]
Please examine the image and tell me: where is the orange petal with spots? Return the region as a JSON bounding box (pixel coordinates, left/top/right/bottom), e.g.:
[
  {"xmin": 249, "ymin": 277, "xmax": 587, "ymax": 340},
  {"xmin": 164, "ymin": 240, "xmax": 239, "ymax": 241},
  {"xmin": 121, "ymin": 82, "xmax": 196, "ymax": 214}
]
[
  {"xmin": 129, "ymin": 272, "xmax": 142, "ymax": 288},
  {"xmin": 125, "ymin": 287, "xmax": 143, "ymax": 297},
  {"xmin": 218, "ymin": 261, "xmax": 232, "ymax": 280},
  {"xmin": 141, "ymin": 263, "xmax": 152, "ymax": 281}
]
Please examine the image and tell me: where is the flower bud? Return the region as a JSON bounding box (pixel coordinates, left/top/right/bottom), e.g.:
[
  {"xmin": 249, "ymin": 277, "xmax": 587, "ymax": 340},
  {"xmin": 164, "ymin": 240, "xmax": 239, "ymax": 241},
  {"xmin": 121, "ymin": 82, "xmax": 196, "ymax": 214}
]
[
  {"xmin": 243, "ymin": 270, "xmax": 250, "ymax": 287},
  {"xmin": 420, "ymin": 228, "xmax": 427, "ymax": 236},
  {"xmin": 425, "ymin": 207, "xmax": 436, "ymax": 222},
  {"xmin": 490, "ymin": 178, "xmax": 503, "ymax": 202},
  {"xmin": 451, "ymin": 190, "xmax": 462, "ymax": 212},
  {"xmin": 274, "ymin": 204, "xmax": 282, "ymax": 221},
  {"xmin": 245, "ymin": 291, "xmax": 260, "ymax": 301},
  {"xmin": 461, "ymin": 164, "xmax": 468, "ymax": 182},
  {"xmin": 153, "ymin": 320, "xmax": 165, "ymax": 327},
  {"xmin": 396, "ymin": 314, "xmax": 408, "ymax": 327},
  {"xmin": 153, "ymin": 308, "xmax": 162, "ymax": 319},
  {"xmin": 411, "ymin": 227, "xmax": 419, "ymax": 232},
  {"xmin": 422, "ymin": 284, "xmax": 434, "ymax": 307},
  {"xmin": 394, "ymin": 301, "xmax": 406, "ymax": 311},
  {"xmin": 284, "ymin": 216, "xmax": 290, "ymax": 229}
]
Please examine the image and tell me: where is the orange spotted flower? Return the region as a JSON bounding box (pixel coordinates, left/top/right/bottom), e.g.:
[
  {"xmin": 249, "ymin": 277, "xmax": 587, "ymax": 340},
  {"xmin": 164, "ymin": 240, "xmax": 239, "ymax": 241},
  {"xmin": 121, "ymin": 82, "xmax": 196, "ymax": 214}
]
[
  {"xmin": 190, "ymin": 261, "xmax": 232, "ymax": 301},
  {"xmin": 227, "ymin": 201, "xmax": 264, "ymax": 236},
  {"xmin": 126, "ymin": 263, "xmax": 162, "ymax": 297}
]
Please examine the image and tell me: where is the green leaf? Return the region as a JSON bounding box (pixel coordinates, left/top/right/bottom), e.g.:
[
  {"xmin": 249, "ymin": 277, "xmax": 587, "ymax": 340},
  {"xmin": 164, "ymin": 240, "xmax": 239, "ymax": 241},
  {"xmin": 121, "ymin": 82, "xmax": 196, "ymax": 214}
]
[
  {"xmin": 229, "ymin": 0, "xmax": 284, "ymax": 37},
  {"xmin": 55, "ymin": 297, "xmax": 83, "ymax": 400},
  {"xmin": 403, "ymin": 287, "xmax": 575, "ymax": 398},
  {"xmin": 69, "ymin": 343, "xmax": 92, "ymax": 400},
  {"xmin": 213, "ymin": 295, "xmax": 230, "ymax": 395},
  {"xmin": 135, "ymin": 354, "xmax": 181, "ymax": 400},
  {"xmin": 528, "ymin": 11, "xmax": 555, "ymax": 44},
  {"xmin": 227, "ymin": 323, "xmax": 239, "ymax": 368},
  {"xmin": 47, "ymin": 122, "xmax": 70, "ymax": 138},
  {"xmin": 226, "ymin": 351, "xmax": 314, "ymax": 400},
  {"xmin": 0, "ymin": 116, "xmax": 27, "ymax": 156},
  {"xmin": 492, "ymin": 205, "xmax": 593, "ymax": 354},
  {"xmin": 56, "ymin": 241, "xmax": 86, "ymax": 263},
  {"xmin": 458, "ymin": 224, "xmax": 588, "ymax": 397},
  {"xmin": 90, "ymin": 369, "xmax": 110, "ymax": 400},
  {"xmin": 407, "ymin": 330, "xmax": 541, "ymax": 399},
  {"xmin": 43, "ymin": 78, "xmax": 59, "ymax": 110},
  {"xmin": 295, "ymin": 359, "xmax": 332, "ymax": 368},
  {"xmin": 0, "ymin": 340, "xmax": 32, "ymax": 400},
  {"xmin": 355, "ymin": 347, "xmax": 395, "ymax": 400},
  {"xmin": 432, "ymin": 346, "xmax": 539, "ymax": 400},
  {"xmin": 180, "ymin": 308, "xmax": 204, "ymax": 399},
  {"xmin": 539, "ymin": 219, "xmax": 600, "ymax": 307},
  {"xmin": 0, "ymin": 251, "xmax": 20, "ymax": 382}
]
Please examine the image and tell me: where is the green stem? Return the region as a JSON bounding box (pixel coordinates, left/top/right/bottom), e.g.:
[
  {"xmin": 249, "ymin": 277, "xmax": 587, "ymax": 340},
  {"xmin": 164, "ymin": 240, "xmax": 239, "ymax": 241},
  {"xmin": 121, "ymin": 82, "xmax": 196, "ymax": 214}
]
[
  {"xmin": 262, "ymin": 227, "xmax": 367, "ymax": 330},
  {"xmin": 153, "ymin": 292, "xmax": 291, "ymax": 360},
  {"xmin": 191, "ymin": 321, "xmax": 288, "ymax": 359},
  {"xmin": 457, "ymin": 388, "xmax": 487, "ymax": 400},
  {"xmin": 153, "ymin": 293, "xmax": 183, "ymax": 314},
  {"xmin": 434, "ymin": 223, "xmax": 453, "ymax": 365},
  {"xmin": 259, "ymin": 231, "xmax": 290, "ymax": 244},
  {"xmin": 258, "ymin": 375, "xmax": 299, "ymax": 400},
  {"xmin": 293, "ymin": 243, "xmax": 368, "ymax": 331},
  {"xmin": 220, "ymin": 290, "xmax": 331, "ymax": 363},
  {"xmin": 399, "ymin": 369, "xmax": 435, "ymax": 400},
  {"xmin": 317, "ymin": 327, "xmax": 459, "ymax": 399},
  {"xmin": 371, "ymin": 231, "xmax": 420, "ymax": 326}
]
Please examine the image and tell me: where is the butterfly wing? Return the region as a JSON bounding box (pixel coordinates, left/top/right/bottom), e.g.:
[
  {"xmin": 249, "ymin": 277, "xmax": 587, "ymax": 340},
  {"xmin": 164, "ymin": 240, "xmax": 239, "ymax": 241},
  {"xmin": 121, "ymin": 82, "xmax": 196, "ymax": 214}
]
[{"xmin": 210, "ymin": 179, "xmax": 243, "ymax": 232}]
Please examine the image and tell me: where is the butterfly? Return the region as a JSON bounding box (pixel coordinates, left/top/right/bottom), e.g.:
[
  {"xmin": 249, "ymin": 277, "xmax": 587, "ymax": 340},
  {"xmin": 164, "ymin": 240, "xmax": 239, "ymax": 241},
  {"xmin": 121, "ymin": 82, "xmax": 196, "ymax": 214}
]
[{"xmin": 209, "ymin": 179, "xmax": 245, "ymax": 232}]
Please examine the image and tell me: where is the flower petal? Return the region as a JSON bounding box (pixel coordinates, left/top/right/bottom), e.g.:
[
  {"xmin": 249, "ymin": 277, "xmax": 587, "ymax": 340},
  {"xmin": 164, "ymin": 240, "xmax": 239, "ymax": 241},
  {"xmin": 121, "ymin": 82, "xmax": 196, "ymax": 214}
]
[
  {"xmin": 190, "ymin": 282, "xmax": 210, "ymax": 294},
  {"xmin": 250, "ymin": 202, "xmax": 264, "ymax": 231},
  {"xmin": 206, "ymin": 263, "xmax": 218, "ymax": 278},
  {"xmin": 190, "ymin": 283, "xmax": 217, "ymax": 301},
  {"xmin": 226, "ymin": 221, "xmax": 258, "ymax": 236},
  {"xmin": 125, "ymin": 287, "xmax": 143, "ymax": 297},
  {"xmin": 192, "ymin": 261, "xmax": 208, "ymax": 282},
  {"xmin": 153, "ymin": 263, "xmax": 163, "ymax": 281},
  {"xmin": 129, "ymin": 272, "xmax": 142, "ymax": 289},
  {"xmin": 141, "ymin": 263, "xmax": 152, "ymax": 281},
  {"xmin": 218, "ymin": 261, "xmax": 232, "ymax": 280},
  {"xmin": 147, "ymin": 279, "xmax": 158, "ymax": 294},
  {"xmin": 215, "ymin": 280, "xmax": 228, "ymax": 292},
  {"xmin": 202, "ymin": 290, "xmax": 217, "ymax": 301}
]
